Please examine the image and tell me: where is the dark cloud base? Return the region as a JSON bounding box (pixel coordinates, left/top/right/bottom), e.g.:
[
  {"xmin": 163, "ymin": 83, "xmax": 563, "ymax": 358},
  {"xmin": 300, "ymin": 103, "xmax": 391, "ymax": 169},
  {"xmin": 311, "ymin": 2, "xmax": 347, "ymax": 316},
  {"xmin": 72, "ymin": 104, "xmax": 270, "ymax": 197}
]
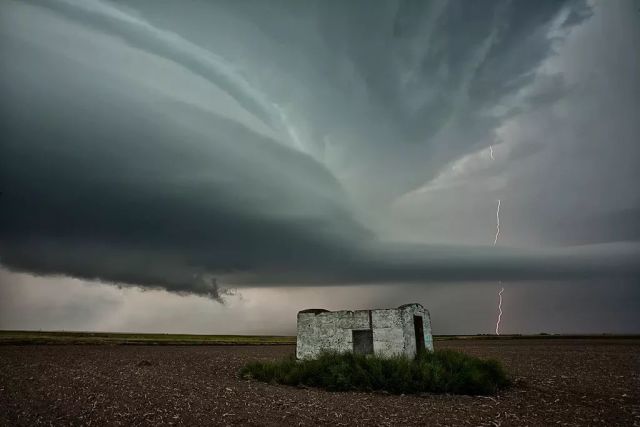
[{"xmin": 1, "ymin": 0, "xmax": 638, "ymax": 297}]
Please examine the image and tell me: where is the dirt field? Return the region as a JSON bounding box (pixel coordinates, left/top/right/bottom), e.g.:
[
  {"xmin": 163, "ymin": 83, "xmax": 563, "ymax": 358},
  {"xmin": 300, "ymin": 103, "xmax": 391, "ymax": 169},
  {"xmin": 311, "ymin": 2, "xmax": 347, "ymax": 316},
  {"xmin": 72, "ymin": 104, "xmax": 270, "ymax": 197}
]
[{"xmin": 1, "ymin": 339, "xmax": 638, "ymax": 426}]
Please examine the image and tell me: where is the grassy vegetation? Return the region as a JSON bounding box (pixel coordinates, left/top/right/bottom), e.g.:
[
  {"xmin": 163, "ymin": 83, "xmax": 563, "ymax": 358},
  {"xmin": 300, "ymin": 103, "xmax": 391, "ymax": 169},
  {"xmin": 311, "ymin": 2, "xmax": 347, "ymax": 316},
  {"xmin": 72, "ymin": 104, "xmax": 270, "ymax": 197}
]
[
  {"xmin": 240, "ymin": 350, "xmax": 510, "ymax": 395},
  {"xmin": 0, "ymin": 330, "xmax": 295, "ymax": 346}
]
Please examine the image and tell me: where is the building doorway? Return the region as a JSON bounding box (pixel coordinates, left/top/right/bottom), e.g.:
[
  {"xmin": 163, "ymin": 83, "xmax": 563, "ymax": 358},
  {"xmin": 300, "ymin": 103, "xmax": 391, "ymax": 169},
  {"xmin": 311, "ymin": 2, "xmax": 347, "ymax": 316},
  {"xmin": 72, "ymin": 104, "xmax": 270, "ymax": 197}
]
[
  {"xmin": 352, "ymin": 330, "xmax": 373, "ymax": 355},
  {"xmin": 414, "ymin": 315, "xmax": 425, "ymax": 354}
]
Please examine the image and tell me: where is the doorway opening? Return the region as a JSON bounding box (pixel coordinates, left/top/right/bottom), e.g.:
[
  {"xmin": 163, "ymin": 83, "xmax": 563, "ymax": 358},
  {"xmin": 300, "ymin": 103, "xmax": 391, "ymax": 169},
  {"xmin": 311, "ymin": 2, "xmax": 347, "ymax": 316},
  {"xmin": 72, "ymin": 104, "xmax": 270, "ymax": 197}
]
[
  {"xmin": 352, "ymin": 330, "xmax": 373, "ymax": 355},
  {"xmin": 414, "ymin": 315, "xmax": 425, "ymax": 354}
]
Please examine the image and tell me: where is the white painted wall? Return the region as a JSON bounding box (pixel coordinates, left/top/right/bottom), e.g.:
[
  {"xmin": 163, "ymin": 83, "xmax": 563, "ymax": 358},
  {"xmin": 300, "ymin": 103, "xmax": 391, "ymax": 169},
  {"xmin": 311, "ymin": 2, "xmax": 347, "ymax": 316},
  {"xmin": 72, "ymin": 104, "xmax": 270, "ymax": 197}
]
[{"xmin": 296, "ymin": 304, "xmax": 433, "ymax": 359}]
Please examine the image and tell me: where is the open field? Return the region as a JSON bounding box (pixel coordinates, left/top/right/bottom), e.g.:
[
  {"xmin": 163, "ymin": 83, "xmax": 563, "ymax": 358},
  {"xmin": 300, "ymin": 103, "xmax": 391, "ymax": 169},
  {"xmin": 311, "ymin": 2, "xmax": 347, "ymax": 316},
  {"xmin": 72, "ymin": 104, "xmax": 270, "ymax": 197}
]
[
  {"xmin": 1, "ymin": 338, "xmax": 638, "ymax": 426},
  {"xmin": 1, "ymin": 330, "xmax": 635, "ymax": 346},
  {"xmin": 0, "ymin": 330, "xmax": 295, "ymax": 346}
]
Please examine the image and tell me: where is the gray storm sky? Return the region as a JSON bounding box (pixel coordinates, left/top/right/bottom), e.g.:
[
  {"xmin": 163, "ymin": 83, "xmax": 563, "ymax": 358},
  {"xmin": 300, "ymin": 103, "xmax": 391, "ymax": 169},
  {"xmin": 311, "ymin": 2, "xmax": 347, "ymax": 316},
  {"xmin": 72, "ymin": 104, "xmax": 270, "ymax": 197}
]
[{"xmin": 1, "ymin": 0, "xmax": 639, "ymax": 334}]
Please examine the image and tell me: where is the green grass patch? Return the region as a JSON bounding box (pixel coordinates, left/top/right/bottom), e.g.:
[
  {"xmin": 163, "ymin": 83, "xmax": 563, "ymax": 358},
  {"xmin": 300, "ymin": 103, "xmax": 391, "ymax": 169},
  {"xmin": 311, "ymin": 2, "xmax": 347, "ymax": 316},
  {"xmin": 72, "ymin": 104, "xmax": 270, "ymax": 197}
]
[{"xmin": 240, "ymin": 350, "xmax": 510, "ymax": 395}]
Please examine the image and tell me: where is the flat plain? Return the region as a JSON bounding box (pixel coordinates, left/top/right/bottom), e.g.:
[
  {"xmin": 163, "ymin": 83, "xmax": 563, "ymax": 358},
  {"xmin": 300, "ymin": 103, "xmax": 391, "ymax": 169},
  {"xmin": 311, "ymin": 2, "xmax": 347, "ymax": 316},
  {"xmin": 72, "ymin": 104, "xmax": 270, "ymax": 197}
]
[
  {"xmin": 1, "ymin": 337, "xmax": 638, "ymax": 426},
  {"xmin": 0, "ymin": 330, "xmax": 295, "ymax": 346}
]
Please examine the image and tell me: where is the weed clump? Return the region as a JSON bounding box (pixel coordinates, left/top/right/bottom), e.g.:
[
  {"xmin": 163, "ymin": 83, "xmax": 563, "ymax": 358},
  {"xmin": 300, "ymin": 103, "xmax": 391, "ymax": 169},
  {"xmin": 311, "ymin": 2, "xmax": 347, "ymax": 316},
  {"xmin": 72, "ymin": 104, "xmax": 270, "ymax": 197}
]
[{"xmin": 240, "ymin": 350, "xmax": 510, "ymax": 395}]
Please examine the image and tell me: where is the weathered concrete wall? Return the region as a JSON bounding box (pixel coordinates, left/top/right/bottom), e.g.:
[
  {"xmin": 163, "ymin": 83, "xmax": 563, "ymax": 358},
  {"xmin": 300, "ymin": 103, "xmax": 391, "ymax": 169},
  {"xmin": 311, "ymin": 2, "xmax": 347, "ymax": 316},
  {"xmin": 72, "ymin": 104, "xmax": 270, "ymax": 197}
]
[
  {"xmin": 296, "ymin": 309, "xmax": 370, "ymax": 360},
  {"xmin": 398, "ymin": 304, "xmax": 434, "ymax": 357},
  {"xmin": 371, "ymin": 309, "xmax": 405, "ymax": 358},
  {"xmin": 296, "ymin": 303, "xmax": 434, "ymax": 359}
]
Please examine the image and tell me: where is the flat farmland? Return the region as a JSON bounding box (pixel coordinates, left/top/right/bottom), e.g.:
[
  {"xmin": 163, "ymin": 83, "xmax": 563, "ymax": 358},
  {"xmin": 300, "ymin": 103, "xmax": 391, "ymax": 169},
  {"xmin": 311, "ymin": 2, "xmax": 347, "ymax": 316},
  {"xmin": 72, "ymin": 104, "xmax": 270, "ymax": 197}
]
[
  {"xmin": 1, "ymin": 338, "xmax": 638, "ymax": 426},
  {"xmin": 0, "ymin": 331, "xmax": 295, "ymax": 346}
]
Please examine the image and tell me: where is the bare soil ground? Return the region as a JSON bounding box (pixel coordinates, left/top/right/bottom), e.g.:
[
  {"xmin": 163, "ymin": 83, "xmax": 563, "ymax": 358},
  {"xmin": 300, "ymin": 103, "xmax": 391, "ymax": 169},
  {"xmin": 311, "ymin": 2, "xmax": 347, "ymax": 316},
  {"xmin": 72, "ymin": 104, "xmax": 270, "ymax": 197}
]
[{"xmin": 1, "ymin": 339, "xmax": 638, "ymax": 426}]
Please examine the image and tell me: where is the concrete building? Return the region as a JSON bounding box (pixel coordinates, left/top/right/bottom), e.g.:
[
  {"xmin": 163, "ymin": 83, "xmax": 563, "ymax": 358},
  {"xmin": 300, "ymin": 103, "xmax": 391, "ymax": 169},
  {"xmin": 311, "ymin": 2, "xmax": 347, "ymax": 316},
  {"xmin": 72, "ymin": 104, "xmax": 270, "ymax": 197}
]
[{"xmin": 296, "ymin": 303, "xmax": 433, "ymax": 360}]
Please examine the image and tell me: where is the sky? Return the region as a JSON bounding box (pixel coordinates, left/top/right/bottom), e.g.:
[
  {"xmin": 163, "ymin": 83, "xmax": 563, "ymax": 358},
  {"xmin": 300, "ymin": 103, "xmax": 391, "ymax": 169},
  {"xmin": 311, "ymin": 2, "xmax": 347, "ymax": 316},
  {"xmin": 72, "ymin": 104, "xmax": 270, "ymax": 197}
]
[{"xmin": 1, "ymin": 0, "xmax": 639, "ymax": 335}]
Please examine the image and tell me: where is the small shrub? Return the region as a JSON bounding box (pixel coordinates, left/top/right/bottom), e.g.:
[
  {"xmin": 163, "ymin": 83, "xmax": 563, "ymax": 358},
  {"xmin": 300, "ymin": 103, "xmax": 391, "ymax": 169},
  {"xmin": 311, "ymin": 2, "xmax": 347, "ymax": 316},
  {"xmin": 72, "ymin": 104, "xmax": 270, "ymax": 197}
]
[{"xmin": 240, "ymin": 350, "xmax": 510, "ymax": 395}]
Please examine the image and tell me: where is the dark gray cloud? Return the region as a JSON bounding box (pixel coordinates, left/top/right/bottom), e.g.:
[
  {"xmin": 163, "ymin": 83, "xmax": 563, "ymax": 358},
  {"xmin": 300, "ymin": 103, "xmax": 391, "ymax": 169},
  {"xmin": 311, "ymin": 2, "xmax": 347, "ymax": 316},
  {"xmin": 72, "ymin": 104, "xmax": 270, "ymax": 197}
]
[
  {"xmin": 0, "ymin": 44, "xmax": 366, "ymax": 293},
  {"xmin": 1, "ymin": 0, "xmax": 638, "ymax": 298}
]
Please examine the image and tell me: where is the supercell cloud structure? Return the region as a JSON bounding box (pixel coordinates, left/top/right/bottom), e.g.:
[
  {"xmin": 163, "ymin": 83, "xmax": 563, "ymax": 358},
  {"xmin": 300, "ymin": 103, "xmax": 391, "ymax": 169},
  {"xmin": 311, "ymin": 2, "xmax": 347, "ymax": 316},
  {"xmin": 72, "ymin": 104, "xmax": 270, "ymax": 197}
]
[{"xmin": 1, "ymin": 0, "xmax": 639, "ymax": 297}]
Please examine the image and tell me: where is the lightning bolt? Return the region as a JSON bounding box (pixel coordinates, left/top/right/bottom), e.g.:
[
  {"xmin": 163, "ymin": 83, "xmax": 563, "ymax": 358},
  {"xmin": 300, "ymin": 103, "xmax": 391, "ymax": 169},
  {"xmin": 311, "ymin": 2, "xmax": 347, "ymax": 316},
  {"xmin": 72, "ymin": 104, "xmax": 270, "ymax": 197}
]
[
  {"xmin": 493, "ymin": 199, "xmax": 501, "ymax": 246},
  {"xmin": 490, "ymin": 145, "xmax": 504, "ymax": 335},
  {"xmin": 495, "ymin": 285, "xmax": 504, "ymax": 335}
]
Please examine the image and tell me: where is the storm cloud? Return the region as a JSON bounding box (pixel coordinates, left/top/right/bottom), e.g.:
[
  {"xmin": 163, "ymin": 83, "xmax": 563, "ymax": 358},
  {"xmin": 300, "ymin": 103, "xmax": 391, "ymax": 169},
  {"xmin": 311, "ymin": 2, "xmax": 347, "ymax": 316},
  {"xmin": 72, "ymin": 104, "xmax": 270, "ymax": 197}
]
[{"xmin": 1, "ymin": 0, "xmax": 639, "ymax": 298}]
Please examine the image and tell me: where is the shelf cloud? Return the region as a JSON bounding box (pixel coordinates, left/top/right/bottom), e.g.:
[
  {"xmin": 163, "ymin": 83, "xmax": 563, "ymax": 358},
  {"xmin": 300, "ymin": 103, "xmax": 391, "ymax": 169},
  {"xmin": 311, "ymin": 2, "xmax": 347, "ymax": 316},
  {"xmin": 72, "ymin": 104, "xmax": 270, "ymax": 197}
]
[{"xmin": 1, "ymin": 0, "xmax": 638, "ymax": 298}]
